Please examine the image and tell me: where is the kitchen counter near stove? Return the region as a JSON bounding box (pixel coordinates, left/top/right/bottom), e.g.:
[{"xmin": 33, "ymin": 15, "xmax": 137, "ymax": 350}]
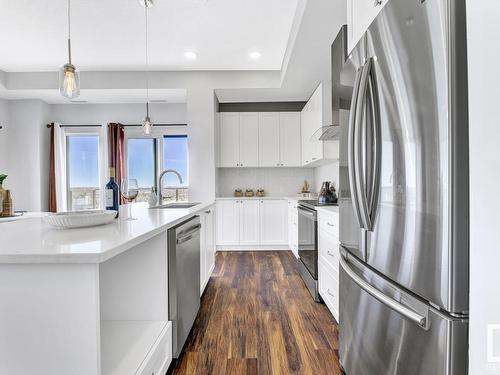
[{"xmin": 315, "ymin": 205, "xmax": 339, "ymax": 215}]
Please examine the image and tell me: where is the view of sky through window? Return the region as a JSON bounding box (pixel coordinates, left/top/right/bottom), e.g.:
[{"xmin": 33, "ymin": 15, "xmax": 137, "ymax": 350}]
[
  {"xmin": 68, "ymin": 135, "xmax": 99, "ymax": 188},
  {"xmin": 127, "ymin": 138, "xmax": 156, "ymax": 188},
  {"xmin": 163, "ymin": 135, "xmax": 188, "ymax": 186}
]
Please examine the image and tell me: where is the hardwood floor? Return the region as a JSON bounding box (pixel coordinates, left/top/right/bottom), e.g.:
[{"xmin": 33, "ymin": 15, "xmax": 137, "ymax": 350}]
[{"xmin": 171, "ymin": 251, "xmax": 342, "ymax": 375}]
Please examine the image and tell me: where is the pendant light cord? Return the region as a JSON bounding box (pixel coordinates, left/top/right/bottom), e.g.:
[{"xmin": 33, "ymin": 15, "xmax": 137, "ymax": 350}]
[
  {"xmin": 145, "ymin": 5, "xmax": 149, "ymax": 103},
  {"xmin": 67, "ymin": 0, "xmax": 72, "ymax": 64}
]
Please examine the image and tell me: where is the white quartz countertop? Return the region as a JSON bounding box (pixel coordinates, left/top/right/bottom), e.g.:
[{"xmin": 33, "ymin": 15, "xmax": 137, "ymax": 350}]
[
  {"xmin": 0, "ymin": 202, "xmax": 214, "ymax": 264},
  {"xmin": 316, "ymin": 205, "xmax": 339, "ymax": 215}
]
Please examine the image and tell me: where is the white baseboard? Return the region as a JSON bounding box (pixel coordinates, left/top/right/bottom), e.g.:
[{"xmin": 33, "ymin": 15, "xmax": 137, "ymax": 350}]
[{"xmin": 216, "ymin": 245, "xmax": 290, "ymax": 251}]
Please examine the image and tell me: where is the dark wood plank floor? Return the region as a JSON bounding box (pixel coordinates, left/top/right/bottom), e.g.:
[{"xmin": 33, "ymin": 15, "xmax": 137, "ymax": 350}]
[{"xmin": 171, "ymin": 251, "xmax": 342, "ymax": 375}]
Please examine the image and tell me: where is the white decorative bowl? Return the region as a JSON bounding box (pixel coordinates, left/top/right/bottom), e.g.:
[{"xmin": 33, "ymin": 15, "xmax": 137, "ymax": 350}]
[{"xmin": 43, "ymin": 210, "xmax": 117, "ymax": 229}]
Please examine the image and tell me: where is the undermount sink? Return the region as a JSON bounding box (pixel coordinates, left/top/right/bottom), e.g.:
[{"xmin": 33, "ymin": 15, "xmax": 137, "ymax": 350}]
[{"xmin": 150, "ymin": 202, "xmax": 200, "ymax": 209}]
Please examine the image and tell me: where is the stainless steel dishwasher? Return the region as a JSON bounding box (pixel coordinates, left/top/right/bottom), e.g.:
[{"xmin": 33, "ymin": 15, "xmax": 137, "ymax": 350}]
[{"xmin": 168, "ymin": 215, "xmax": 201, "ymax": 358}]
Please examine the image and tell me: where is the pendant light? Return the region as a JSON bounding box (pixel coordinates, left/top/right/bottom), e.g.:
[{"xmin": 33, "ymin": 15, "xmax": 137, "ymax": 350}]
[
  {"xmin": 141, "ymin": 0, "xmax": 154, "ymax": 135},
  {"xmin": 59, "ymin": 0, "xmax": 80, "ymax": 99}
]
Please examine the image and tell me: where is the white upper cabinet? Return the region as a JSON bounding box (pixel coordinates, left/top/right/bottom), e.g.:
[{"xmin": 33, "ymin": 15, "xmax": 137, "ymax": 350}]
[
  {"xmin": 259, "ymin": 200, "xmax": 288, "ymax": 245},
  {"xmin": 239, "ymin": 113, "xmax": 259, "ymax": 167},
  {"xmin": 347, "ymin": 0, "xmax": 388, "ymax": 52},
  {"xmin": 219, "ymin": 113, "xmax": 240, "ymax": 168},
  {"xmin": 219, "ymin": 112, "xmax": 259, "ymax": 168},
  {"xmin": 239, "ymin": 200, "xmax": 260, "ymax": 245},
  {"xmin": 279, "ymin": 112, "xmax": 302, "ymax": 167},
  {"xmin": 301, "ymin": 83, "xmax": 339, "ymax": 167},
  {"xmin": 259, "ymin": 112, "xmax": 281, "ymax": 167},
  {"xmin": 219, "ymin": 111, "xmax": 302, "ymax": 168}
]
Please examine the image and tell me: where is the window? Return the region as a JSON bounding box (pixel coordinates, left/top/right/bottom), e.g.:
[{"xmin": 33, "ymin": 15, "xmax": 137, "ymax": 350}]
[
  {"xmin": 125, "ymin": 131, "xmax": 189, "ymax": 203},
  {"xmin": 162, "ymin": 135, "xmax": 188, "ymax": 202},
  {"xmin": 66, "ymin": 135, "xmax": 101, "ymax": 210},
  {"xmin": 127, "ymin": 138, "xmax": 157, "ymax": 202}
]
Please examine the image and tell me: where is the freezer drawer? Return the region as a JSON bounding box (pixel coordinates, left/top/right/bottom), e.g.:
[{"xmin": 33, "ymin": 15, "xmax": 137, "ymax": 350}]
[{"xmin": 339, "ymin": 252, "xmax": 468, "ymax": 375}]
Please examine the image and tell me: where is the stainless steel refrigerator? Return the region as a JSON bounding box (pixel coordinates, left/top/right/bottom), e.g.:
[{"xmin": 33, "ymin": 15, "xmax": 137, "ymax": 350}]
[{"xmin": 337, "ymin": 0, "xmax": 469, "ymax": 374}]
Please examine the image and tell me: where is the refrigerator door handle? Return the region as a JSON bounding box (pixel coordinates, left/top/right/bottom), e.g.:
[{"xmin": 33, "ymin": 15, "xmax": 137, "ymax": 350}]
[
  {"xmin": 348, "ymin": 64, "xmax": 365, "ymax": 230},
  {"xmin": 340, "ymin": 253, "xmax": 428, "ymax": 329},
  {"xmin": 366, "ymin": 57, "xmax": 382, "ymax": 231},
  {"xmin": 354, "ymin": 59, "xmax": 373, "ymax": 231}
]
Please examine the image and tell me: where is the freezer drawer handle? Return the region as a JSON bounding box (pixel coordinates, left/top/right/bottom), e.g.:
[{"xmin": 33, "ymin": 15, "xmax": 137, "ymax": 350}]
[
  {"xmin": 340, "ymin": 254, "xmax": 427, "ymax": 328},
  {"xmin": 176, "ymin": 224, "xmax": 202, "ymax": 244}
]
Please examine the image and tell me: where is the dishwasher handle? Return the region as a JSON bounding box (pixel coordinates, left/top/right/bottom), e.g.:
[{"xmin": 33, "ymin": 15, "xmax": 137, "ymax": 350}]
[{"xmin": 176, "ymin": 224, "xmax": 202, "ymax": 244}]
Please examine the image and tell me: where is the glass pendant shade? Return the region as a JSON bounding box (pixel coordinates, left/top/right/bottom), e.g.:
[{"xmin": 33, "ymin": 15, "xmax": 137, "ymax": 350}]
[
  {"xmin": 142, "ymin": 116, "xmax": 153, "ymax": 135},
  {"xmin": 59, "ymin": 63, "xmax": 80, "ymax": 99}
]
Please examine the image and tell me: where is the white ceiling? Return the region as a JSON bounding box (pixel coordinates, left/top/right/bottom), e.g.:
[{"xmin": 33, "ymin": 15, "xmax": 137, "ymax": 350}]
[
  {"xmin": 0, "ymin": 0, "xmax": 298, "ymax": 72},
  {"xmin": 216, "ymin": 0, "xmax": 346, "ymax": 102}
]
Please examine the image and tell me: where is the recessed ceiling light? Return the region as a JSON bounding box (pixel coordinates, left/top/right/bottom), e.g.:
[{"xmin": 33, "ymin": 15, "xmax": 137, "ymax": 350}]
[
  {"xmin": 184, "ymin": 51, "xmax": 197, "ymax": 60},
  {"xmin": 250, "ymin": 51, "xmax": 261, "ymax": 60}
]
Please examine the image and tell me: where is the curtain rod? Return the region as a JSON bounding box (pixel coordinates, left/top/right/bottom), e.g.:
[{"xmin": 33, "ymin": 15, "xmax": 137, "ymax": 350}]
[{"xmin": 46, "ymin": 123, "xmax": 187, "ymax": 128}]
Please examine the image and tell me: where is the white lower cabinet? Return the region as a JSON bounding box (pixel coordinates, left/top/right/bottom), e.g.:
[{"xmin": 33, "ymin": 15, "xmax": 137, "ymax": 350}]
[
  {"xmin": 136, "ymin": 321, "xmax": 172, "ymax": 375},
  {"xmin": 317, "ymin": 209, "xmax": 340, "ymax": 322},
  {"xmin": 216, "ymin": 200, "xmax": 240, "ymax": 245},
  {"xmin": 260, "ymin": 200, "xmax": 288, "ymax": 245},
  {"xmin": 240, "ymin": 200, "xmax": 261, "ymax": 245},
  {"xmin": 216, "ymin": 199, "xmax": 288, "ymax": 248},
  {"xmin": 200, "ymin": 205, "xmax": 216, "ymax": 294}
]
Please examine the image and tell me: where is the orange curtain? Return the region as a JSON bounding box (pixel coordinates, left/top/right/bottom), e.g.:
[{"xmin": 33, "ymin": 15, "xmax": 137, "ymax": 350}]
[
  {"xmin": 107, "ymin": 123, "xmax": 126, "ymax": 204},
  {"xmin": 48, "ymin": 123, "xmax": 57, "ymax": 212}
]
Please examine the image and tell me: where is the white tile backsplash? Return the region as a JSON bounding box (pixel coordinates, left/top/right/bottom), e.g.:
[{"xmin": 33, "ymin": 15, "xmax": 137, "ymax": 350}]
[
  {"xmin": 217, "ymin": 168, "xmax": 315, "ymax": 197},
  {"xmin": 314, "ymin": 161, "xmax": 339, "ymax": 192}
]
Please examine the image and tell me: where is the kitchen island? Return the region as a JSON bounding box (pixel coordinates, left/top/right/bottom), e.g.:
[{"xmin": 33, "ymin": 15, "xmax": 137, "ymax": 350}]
[{"xmin": 0, "ymin": 202, "xmax": 213, "ymax": 375}]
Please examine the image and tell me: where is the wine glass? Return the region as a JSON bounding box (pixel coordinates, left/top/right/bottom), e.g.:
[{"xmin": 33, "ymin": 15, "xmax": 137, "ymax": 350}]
[{"xmin": 120, "ymin": 178, "xmax": 139, "ymax": 220}]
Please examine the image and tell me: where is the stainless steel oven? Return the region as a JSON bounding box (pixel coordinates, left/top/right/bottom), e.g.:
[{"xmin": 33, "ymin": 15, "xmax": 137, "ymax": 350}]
[{"xmin": 297, "ymin": 203, "xmax": 319, "ymax": 301}]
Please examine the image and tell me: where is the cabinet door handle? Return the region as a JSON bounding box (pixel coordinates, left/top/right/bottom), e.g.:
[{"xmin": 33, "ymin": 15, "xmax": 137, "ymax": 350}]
[
  {"xmin": 327, "ymin": 250, "xmax": 336, "ymax": 257},
  {"xmin": 312, "ymin": 157, "xmax": 317, "ymax": 161},
  {"xmin": 327, "ymin": 222, "xmax": 334, "ymax": 227},
  {"xmin": 374, "ymin": 0, "xmax": 382, "ymax": 5},
  {"xmin": 327, "ymin": 289, "xmax": 335, "ymax": 297},
  {"xmin": 205, "ymin": 210, "xmax": 211, "ymax": 214}
]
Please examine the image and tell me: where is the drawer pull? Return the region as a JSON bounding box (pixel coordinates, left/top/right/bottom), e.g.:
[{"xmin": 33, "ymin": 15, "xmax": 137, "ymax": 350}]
[
  {"xmin": 327, "ymin": 289, "xmax": 335, "ymax": 297},
  {"xmin": 327, "ymin": 222, "xmax": 334, "ymax": 227}
]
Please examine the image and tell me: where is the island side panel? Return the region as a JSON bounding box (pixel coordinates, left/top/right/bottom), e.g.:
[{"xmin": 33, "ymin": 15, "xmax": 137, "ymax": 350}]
[
  {"xmin": 0, "ymin": 263, "xmax": 100, "ymax": 375},
  {"xmin": 99, "ymin": 231, "xmax": 168, "ymax": 321}
]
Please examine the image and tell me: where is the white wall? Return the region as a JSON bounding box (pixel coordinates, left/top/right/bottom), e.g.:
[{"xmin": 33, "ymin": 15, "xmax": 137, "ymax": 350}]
[
  {"xmin": 0, "ymin": 99, "xmax": 8, "ymax": 174},
  {"xmin": 50, "ymin": 103, "xmax": 186, "ymax": 125},
  {"xmin": 4, "ymin": 100, "xmax": 51, "ymax": 211},
  {"xmin": 467, "ymin": 1, "xmax": 500, "ymax": 374},
  {"xmin": 314, "ymin": 161, "xmax": 339, "ymax": 193},
  {"xmin": 186, "ymin": 85, "xmax": 217, "ymax": 203},
  {"xmin": 217, "ymin": 167, "xmax": 314, "ymax": 197}
]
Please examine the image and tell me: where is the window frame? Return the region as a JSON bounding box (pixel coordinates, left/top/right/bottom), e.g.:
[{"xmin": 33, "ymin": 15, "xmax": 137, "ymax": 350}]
[
  {"xmin": 124, "ymin": 126, "xmax": 188, "ymax": 193},
  {"xmin": 63, "ymin": 126, "xmax": 107, "ymax": 211}
]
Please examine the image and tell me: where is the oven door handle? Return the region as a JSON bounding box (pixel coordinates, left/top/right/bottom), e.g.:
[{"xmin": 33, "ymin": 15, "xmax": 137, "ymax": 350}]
[{"xmin": 298, "ymin": 207, "xmax": 317, "ymax": 220}]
